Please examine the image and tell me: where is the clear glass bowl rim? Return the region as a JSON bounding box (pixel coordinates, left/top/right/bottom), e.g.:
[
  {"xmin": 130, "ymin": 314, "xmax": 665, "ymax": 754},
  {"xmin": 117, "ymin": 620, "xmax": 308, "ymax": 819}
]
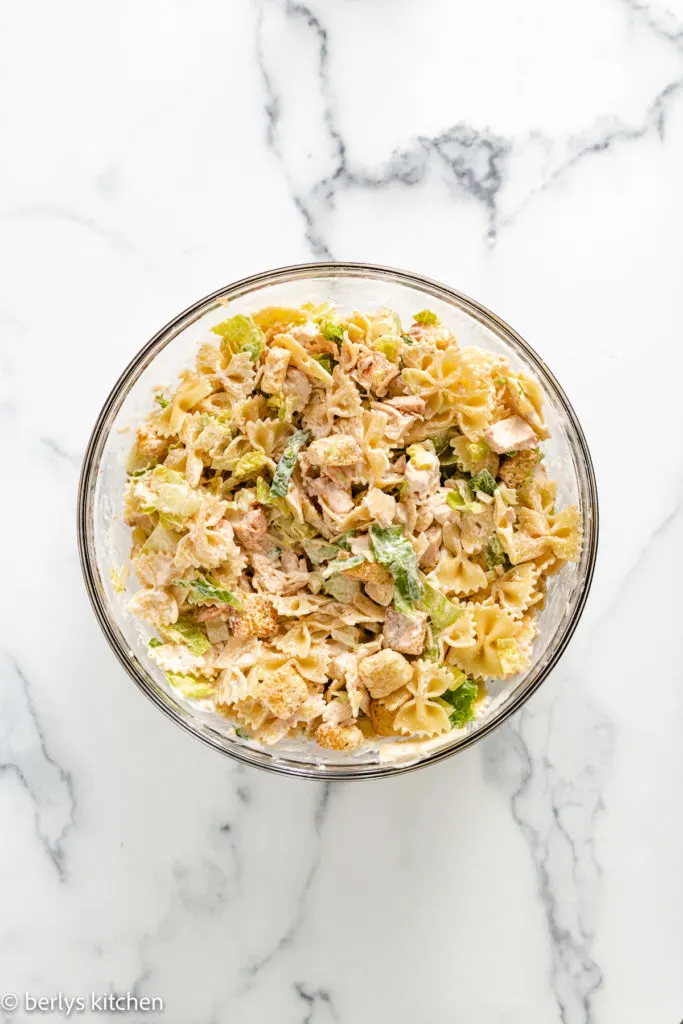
[{"xmin": 77, "ymin": 261, "xmax": 599, "ymax": 780}]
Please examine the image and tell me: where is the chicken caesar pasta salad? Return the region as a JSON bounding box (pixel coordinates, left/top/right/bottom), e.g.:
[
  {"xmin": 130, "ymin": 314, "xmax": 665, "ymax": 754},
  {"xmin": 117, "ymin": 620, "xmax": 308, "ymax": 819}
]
[{"xmin": 119, "ymin": 303, "xmax": 581, "ymax": 753}]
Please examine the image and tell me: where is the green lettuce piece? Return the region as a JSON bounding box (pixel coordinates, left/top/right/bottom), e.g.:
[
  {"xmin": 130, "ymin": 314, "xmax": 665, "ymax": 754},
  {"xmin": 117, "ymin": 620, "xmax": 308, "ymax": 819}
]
[
  {"xmin": 369, "ymin": 524, "xmax": 424, "ymax": 615},
  {"xmin": 486, "ymin": 534, "xmax": 510, "ymax": 571},
  {"xmin": 256, "ymin": 476, "xmax": 271, "ymax": 504},
  {"xmin": 446, "ymin": 490, "xmax": 466, "ymax": 509},
  {"xmin": 166, "ymin": 673, "xmax": 215, "ymax": 699},
  {"xmin": 470, "ymin": 469, "xmax": 497, "ymax": 496},
  {"xmin": 318, "ymin": 318, "xmax": 344, "ymax": 344},
  {"xmin": 270, "ymin": 430, "xmax": 309, "ymax": 498},
  {"xmin": 148, "ymin": 637, "xmax": 163, "ymax": 648},
  {"xmin": 321, "ymin": 554, "xmax": 366, "ymax": 579},
  {"xmin": 442, "ymin": 677, "xmax": 478, "ymax": 728},
  {"xmin": 154, "ymin": 392, "xmax": 170, "ymax": 408},
  {"xmin": 211, "ymin": 314, "xmax": 265, "ymax": 359},
  {"xmin": 418, "ymin": 580, "xmax": 464, "ymax": 634},
  {"xmin": 496, "ymin": 638, "xmax": 521, "ymax": 675},
  {"xmin": 401, "ymin": 333, "xmax": 413, "ymax": 345},
  {"xmin": 241, "ymin": 336, "xmax": 265, "ymax": 363},
  {"xmin": 413, "ymin": 309, "xmax": 439, "ymax": 325},
  {"xmin": 272, "ymin": 511, "xmax": 315, "ymax": 544},
  {"xmin": 313, "ymin": 354, "xmax": 334, "ymax": 374},
  {"xmin": 160, "ymin": 618, "xmax": 211, "ymax": 657},
  {"xmin": 301, "ymin": 538, "xmax": 344, "ymax": 565},
  {"xmin": 138, "ymin": 466, "xmax": 201, "ymax": 521},
  {"xmin": 467, "ymin": 440, "xmax": 489, "ymax": 464},
  {"xmin": 323, "ymin": 574, "xmax": 361, "ymax": 602},
  {"xmin": 334, "ymin": 530, "xmax": 355, "ymax": 551},
  {"xmin": 173, "ymin": 575, "xmax": 244, "ymax": 610},
  {"xmin": 229, "ymin": 450, "xmax": 269, "ymax": 485},
  {"xmin": 374, "ymin": 336, "xmax": 401, "ymax": 362}
]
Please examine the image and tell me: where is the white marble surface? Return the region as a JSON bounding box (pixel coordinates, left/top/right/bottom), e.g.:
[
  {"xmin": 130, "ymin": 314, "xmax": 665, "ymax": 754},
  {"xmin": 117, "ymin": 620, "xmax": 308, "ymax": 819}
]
[{"xmin": 1, "ymin": 0, "xmax": 682, "ymax": 1021}]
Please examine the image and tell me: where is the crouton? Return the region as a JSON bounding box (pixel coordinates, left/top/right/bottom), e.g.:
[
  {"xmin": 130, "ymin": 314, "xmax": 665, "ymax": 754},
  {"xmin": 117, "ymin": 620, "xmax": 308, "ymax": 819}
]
[
  {"xmin": 256, "ymin": 664, "xmax": 309, "ymax": 718},
  {"xmin": 382, "ymin": 607, "xmax": 427, "ymax": 656},
  {"xmin": 342, "ymin": 560, "xmax": 393, "ymax": 585},
  {"xmin": 484, "ymin": 416, "xmax": 537, "ymax": 454},
  {"xmin": 358, "ymin": 649, "xmax": 413, "ymax": 699},
  {"xmin": 315, "ymin": 721, "xmax": 363, "ymax": 751},
  {"xmin": 220, "ymin": 594, "xmax": 278, "ymax": 639},
  {"xmin": 498, "ymin": 450, "xmax": 539, "ymax": 488},
  {"xmin": 369, "ymin": 700, "xmax": 400, "ymax": 737},
  {"xmin": 307, "ymin": 434, "xmax": 362, "ymax": 467}
]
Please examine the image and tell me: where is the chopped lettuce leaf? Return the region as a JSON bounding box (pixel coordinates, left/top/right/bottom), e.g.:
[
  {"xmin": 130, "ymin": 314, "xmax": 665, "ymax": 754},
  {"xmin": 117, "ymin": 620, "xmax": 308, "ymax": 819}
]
[
  {"xmin": 321, "ymin": 554, "xmax": 366, "ymax": 579},
  {"xmin": 334, "ymin": 530, "xmax": 355, "ymax": 551},
  {"xmin": 313, "ymin": 354, "xmax": 334, "ymax": 374},
  {"xmin": 496, "ymin": 638, "xmax": 521, "ymax": 674},
  {"xmin": 323, "ymin": 574, "xmax": 361, "ymax": 602},
  {"xmin": 256, "ymin": 476, "xmax": 271, "ymax": 504},
  {"xmin": 413, "ymin": 309, "xmax": 439, "ymax": 325},
  {"xmin": 241, "ymin": 336, "xmax": 265, "ymax": 363},
  {"xmin": 271, "ymin": 509, "xmax": 315, "ymax": 544},
  {"xmin": 406, "ymin": 444, "xmax": 434, "ymax": 470},
  {"xmin": 211, "ymin": 314, "xmax": 265, "ymax": 359},
  {"xmin": 467, "ymin": 440, "xmax": 489, "ymax": 463},
  {"xmin": 418, "ymin": 580, "xmax": 464, "ymax": 634},
  {"xmin": 486, "ymin": 534, "xmax": 510, "ymax": 571},
  {"xmin": 442, "ymin": 676, "xmax": 478, "ymax": 728},
  {"xmin": 270, "ymin": 430, "xmax": 309, "ymax": 498},
  {"xmin": 374, "ymin": 336, "xmax": 401, "ymax": 361},
  {"xmin": 137, "ymin": 466, "xmax": 201, "ymax": 521},
  {"xmin": 401, "ymin": 333, "xmax": 413, "ymax": 345},
  {"xmin": 228, "ymin": 450, "xmax": 269, "ymax": 486},
  {"xmin": 160, "ymin": 618, "xmax": 211, "ymax": 657},
  {"xmin": 154, "ymin": 392, "xmax": 170, "ymax": 408},
  {"xmin": 470, "ymin": 469, "xmax": 498, "ymax": 496},
  {"xmin": 446, "ymin": 490, "xmax": 466, "ymax": 509},
  {"xmin": 148, "ymin": 637, "xmax": 163, "ymax": 648},
  {"xmin": 166, "ymin": 672, "xmax": 215, "ymax": 699},
  {"xmin": 301, "ymin": 538, "xmax": 344, "ymax": 565},
  {"xmin": 369, "ymin": 524, "xmax": 424, "ymax": 615},
  {"xmin": 318, "ymin": 318, "xmax": 344, "ymax": 344},
  {"xmin": 173, "ymin": 575, "xmax": 244, "ymax": 610}
]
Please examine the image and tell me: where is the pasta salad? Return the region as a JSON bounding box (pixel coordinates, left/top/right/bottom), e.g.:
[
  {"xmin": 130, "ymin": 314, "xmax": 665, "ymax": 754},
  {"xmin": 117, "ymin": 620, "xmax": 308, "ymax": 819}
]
[{"xmin": 120, "ymin": 303, "xmax": 581, "ymax": 753}]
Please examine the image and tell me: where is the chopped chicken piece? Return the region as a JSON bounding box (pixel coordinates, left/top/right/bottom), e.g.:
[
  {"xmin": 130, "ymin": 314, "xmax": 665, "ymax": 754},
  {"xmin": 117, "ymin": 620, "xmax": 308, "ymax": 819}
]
[
  {"xmin": 315, "ymin": 721, "xmax": 363, "ymax": 751},
  {"xmin": 280, "ymin": 549, "xmax": 301, "ymax": 573},
  {"xmin": 283, "ymin": 367, "xmax": 312, "ymax": 411},
  {"xmin": 135, "ymin": 423, "xmax": 169, "ymax": 462},
  {"xmin": 392, "ymin": 454, "xmax": 407, "ymax": 474},
  {"xmin": 256, "ymin": 664, "xmax": 309, "ymax": 718},
  {"xmin": 307, "ymin": 434, "xmax": 362, "ymax": 467},
  {"xmin": 308, "ymin": 477, "xmax": 354, "ymax": 515},
  {"xmin": 499, "ymin": 449, "xmax": 539, "ymax": 488},
  {"xmin": 382, "ymin": 606, "xmax": 427, "ymax": 656},
  {"xmin": 484, "ymin": 415, "xmax": 538, "ymax": 454},
  {"xmin": 289, "ymin": 322, "xmax": 319, "ymax": 344},
  {"xmin": 204, "ymin": 593, "xmax": 278, "ymax": 639},
  {"xmin": 233, "ymin": 507, "xmax": 268, "ymax": 551},
  {"xmin": 418, "ymin": 524, "xmax": 442, "ymax": 572},
  {"xmin": 260, "ymin": 347, "xmax": 291, "ymax": 395},
  {"xmin": 342, "ymin": 560, "xmax": 392, "ymax": 585},
  {"xmin": 384, "ymin": 395, "xmax": 426, "ymax": 417},
  {"xmin": 359, "ymin": 649, "xmax": 413, "ymax": 699},
  {"xmin": 355, "ymin": 351, "xmax": 400, "ymax": 397},
  {"xmin": 369, "ymin": 700, "xmax": 400, "ymax": 737},
  {"xmin": 364, "ymin": 580, "xmax": 394, "ymax": 606}
]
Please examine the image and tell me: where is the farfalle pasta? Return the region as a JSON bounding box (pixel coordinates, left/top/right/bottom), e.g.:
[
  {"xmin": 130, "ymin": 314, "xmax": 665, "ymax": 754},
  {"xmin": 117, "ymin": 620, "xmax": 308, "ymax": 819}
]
[{"xmin": 121, "ymin": 303, "xmax": 581, "ymax": 752}]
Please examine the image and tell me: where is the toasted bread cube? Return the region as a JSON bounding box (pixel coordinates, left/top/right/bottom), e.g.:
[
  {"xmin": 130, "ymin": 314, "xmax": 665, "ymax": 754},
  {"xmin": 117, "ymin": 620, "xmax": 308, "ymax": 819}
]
[
  {"xmin": 358, "ymin": 649, "xmax": 413, "ymax": 699},
  {"xmin": 498, "ymin": 450, "xmax": 539, "ymax": 488},
  {"xmin": 315, "ymin": 722, "xmax": 363, "ymax": 751},
  {"xmin": 342, "ymin": 560, "xmax": 392, "ymax": 585},
  {"xmin": 256, "ymin": 664, "xmax": 308, "ymax": 718},
  {"xmin": 369, "ymin": 700, "xmax": 400, "ymax": 737},
  {"xmin": 225, "ymin": 594, "xmax": 278, "ymax": 639},
  {"xmin": 136, "ymin": 423, "xmax": 169, "ymax": 461}
]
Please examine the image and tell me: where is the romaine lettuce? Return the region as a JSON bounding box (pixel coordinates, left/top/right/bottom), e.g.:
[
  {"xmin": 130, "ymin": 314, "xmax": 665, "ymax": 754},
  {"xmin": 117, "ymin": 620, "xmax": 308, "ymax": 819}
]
[
  {"xmin": 270, "ymin": 430, "xmax": 309, "ymax": 498},
  {"xmin": 173, "ymin": 575, "xmax": 244, "ymax": 610},
  {"xmin": 369, "ymin": 524, "xmax": 424, "ymax": 615}
]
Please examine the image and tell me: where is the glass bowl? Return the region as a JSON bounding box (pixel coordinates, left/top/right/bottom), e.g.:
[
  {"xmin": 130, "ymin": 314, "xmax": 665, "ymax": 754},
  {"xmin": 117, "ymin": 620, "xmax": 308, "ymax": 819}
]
[{"xmin": 77, "ymin": 263, "xmax": 598, "ymax": 780}]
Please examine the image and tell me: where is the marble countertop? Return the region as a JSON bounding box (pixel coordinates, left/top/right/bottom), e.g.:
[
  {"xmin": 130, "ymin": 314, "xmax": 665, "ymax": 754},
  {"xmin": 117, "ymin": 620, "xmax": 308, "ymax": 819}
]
[{"xmin": 2, "ymin": 0, "xmax": 682, "ymax": 1021}]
